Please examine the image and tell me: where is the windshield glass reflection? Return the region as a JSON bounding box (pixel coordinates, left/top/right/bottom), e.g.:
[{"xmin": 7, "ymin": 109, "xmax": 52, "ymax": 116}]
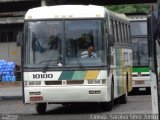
[
  {"xmin": 65, "ymin": 20, "xmax": 106, "ymax": 66},
  {"xmin": 131, "ymin": 38, "xmax": 148, "ymax": 66},
  {"xmin": 24, "ymin": 20, "xmax": 107, "ymax": 67},
  {"xmin": 25, "ymin": 21, "xmax": 63, "ymax": 66}
]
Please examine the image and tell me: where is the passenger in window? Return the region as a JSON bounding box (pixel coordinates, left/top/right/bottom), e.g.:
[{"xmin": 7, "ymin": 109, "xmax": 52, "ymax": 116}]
[{"xmin": 80, "ymin": 45, "xmax": 97, "ymax": 58}]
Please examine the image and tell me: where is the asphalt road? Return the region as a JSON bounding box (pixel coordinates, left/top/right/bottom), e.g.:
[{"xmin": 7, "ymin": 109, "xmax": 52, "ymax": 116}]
[{"xmin": 0, "ymin": 95, "xmax": 152, "ymax": 120}]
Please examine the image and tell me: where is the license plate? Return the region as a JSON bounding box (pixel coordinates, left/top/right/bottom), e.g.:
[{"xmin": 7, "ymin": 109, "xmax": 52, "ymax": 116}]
[
  {"xmin": 139, "ymin": 88, "xmax": 146, "ymax": 91},
  {"xmin": 135, "ymin": 80, "xmax": 144, "ymax": 84}
]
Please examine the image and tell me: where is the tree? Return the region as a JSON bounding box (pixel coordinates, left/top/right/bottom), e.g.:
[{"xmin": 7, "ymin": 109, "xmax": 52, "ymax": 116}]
[{"xmin": 106, "ymin": 4, "xmax": 151, "ymax": 13}]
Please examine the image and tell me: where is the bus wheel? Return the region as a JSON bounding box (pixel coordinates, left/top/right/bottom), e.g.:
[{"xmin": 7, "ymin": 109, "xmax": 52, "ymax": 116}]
[
  {"xmin": 36, "ymin": 103, "xmax": 47, "ymax": 114},
  {"xmin": 119, "ymin": 82, "xmax": 128, "ymax": 104},
  {"xmin": 101, "ymin": 81, "xmax": 114, "ymax": 111}
]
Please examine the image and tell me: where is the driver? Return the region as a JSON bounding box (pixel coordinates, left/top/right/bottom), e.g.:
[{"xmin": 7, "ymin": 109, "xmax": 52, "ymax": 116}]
[{"xmin": 80, "ymin": 45, "xmax": 97, "ymax": 58}]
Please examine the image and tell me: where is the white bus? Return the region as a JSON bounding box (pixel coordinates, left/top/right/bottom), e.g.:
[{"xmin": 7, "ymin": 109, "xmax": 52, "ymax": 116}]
[
  {"xmin": 21, "ymin": 5, "xmax": 132, "ymax": 113},
  {"xmin": 127, "ymin": 14, "xmax": 150, "ymax": 93}
]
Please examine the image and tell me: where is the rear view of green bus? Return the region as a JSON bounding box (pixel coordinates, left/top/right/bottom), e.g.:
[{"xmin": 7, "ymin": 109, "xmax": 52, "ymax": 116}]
[{"xmin": 127, "ymin": 13, "xmax": 150, "ymax": 92}]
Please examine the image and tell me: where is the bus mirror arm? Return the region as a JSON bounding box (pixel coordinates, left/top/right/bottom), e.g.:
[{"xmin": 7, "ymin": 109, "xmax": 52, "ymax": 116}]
[
  {"xmin": 108, "ymin": 34, "xmax": 115, "ymax": 46},
  {"xmin": 158, "ymin": 31, "xmax": 160, "ymax": 46},
  {"xmin": 16, "ymin": 32, "xmax": 23, "ymax": 47},
  {"xmin": 148, "ymin": 57, "xmax": 156, "ymax": 73}
]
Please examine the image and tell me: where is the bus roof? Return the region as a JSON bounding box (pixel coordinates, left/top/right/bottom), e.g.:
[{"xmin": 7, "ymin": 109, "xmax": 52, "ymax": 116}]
[
  {"xmin": 25, "ymin": 5, "xmax": 128, "ymax": 20},
  {"xmin": 25, "ymin": 5, "xmax": 108, "ymax": 19},
  {"xmin": 126, "ymin": 13, "xmax": 147, "ymax": 21}
]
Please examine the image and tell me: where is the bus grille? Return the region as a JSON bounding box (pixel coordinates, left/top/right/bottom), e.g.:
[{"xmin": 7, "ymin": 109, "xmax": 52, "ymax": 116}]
[
  {"xmin": 45, "ymin": 81, "xmax": 62, "ymax": 85},
  {"xmin": 45, "ymin": 80, "xmax": 84, "ymax": 85}
]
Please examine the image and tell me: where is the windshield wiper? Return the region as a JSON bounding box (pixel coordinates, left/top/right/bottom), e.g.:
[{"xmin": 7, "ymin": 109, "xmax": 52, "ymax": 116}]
[
  {"xmin": 42, "ymin": 54, "xmax": 60, "ymax": 73},
  {"xmin": 75, "ymin": 57, "xmax": 86, "ymax": 70},
  {"xmin": 69, "ymin": 52, "xmax": 85, "ymax": 70}
]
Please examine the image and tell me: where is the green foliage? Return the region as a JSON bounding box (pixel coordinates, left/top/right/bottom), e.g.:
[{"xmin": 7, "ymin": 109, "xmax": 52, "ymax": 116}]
[{"xmin": 106, "ymin": 4, "xmax": 151, "ymax": 13}]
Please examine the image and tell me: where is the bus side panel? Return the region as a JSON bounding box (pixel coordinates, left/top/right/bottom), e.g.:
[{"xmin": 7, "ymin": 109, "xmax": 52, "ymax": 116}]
[{"xmin": 113, "ymin": 48, "xmax": 132, "ymax": 98}]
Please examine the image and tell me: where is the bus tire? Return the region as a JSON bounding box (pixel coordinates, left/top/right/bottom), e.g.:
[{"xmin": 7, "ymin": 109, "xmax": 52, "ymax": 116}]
[
  {"xmin": 36, "ymin": 103, "xmax": 47, "ymax": 114},
  {"xmin": 101, "ymin": 81, "xmax": 114, "ymax": 111},
  {"xmin": 119, "ymin": 80, "xmax": 128, "ymax": 104}
]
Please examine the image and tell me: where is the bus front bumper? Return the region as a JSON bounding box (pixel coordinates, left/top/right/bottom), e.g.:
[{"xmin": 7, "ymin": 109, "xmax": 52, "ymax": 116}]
[
  {"xmin": 24, "ymin": 85, "xmax": 110, "ymax": 104},
  {"xmin": 132, "ymin": 76, "xmax": 151, "ymax": 88}
]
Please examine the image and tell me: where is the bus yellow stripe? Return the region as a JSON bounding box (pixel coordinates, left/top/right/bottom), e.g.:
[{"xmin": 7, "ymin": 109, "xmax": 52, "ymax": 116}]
[{"xmin": 85, "ymin": 70, "xmax": 99, "ymax": 80}]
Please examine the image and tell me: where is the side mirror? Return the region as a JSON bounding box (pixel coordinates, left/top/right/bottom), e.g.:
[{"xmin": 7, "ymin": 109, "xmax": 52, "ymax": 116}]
[
  {"xmin": 108, "ymin": 34, "xmax": 115, "ymax": 46},
  {"xmin": 158, "ymin": 28, "xmax": 160, "ymax": 46},
  {"xmin": 16, "ymin": 32, "xmax": 23, "ymax": 47}
]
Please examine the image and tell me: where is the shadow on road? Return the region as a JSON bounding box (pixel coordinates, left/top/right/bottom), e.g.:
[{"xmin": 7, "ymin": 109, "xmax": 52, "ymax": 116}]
[
  {"xmin": 129, "ymin": 88, "xmax": 151, "ymax": 96},
  {"xmin": 43, "ymin": 103, "xmax": 104, "ymax": 114},
  {"xmin": 31, "ymin": 100, "xmax": 124, "ymax": 115}
]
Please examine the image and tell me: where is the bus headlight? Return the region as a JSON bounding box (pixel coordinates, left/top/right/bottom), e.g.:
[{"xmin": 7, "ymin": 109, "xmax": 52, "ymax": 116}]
[
  {"xmin": 94, "ymin": 80, "xmax": 101, "ymax": 84},
  {"xmin": 29, "ymin": 81, "xmax": 41, "ymax": 85},
  {"xmin": 88, "ymin": 80, "xmax": 101, "ymax": 84},
  {"xmin": 87, "ymin": 79, "xmax": 106, "ymax": 85}
]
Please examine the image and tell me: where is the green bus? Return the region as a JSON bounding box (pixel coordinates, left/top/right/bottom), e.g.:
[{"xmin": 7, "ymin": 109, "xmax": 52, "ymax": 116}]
[{"xmin": 127, "ymin": 13, "xmax": 150, "ymax": 93}]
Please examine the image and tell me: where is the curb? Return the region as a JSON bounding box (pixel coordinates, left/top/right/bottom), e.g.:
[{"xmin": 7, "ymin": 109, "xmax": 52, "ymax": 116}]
[
  {"xmin": 0, "ymin": 81, "xmax": 21, "ymax": 87},
  {"xmin": 0, "ymin": 81, "xmax": 22, "ymax": 101},
  {"xmin": 0, "ymin": 96, "xmax": 22, "ymax": 101}
]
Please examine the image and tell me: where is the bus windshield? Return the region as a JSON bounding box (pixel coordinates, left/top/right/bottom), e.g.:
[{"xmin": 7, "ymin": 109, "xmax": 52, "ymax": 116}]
[
  {"xmin": 130, "ymin": 20, "xmax": 148, "ymax": 66},
  {"xmin": 24, "ymin": 20, "xmax": 107, "ymax": 67},
  {"xmin": 130, "ymin": 21, "xmax": 147, "ymax": 36},
  {"xmin": 131, "ymin": 38, "xmax": 148, "ymax": 66}
]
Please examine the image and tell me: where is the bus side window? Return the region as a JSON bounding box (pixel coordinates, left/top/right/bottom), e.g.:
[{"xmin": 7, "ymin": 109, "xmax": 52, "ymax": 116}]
[{"xmin": 114, "ymin": 20, "xmax": 118, "ymax": 43}]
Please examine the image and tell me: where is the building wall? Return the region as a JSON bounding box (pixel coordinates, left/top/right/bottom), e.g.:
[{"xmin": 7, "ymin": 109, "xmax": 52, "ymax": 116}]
[
  {"xmin": 0, "ymin": 0, "xmax": 49, "ymax": 66},
  {"xmin": 0, "ymin": 42, "xmax": 21, "ymax": 64}
]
